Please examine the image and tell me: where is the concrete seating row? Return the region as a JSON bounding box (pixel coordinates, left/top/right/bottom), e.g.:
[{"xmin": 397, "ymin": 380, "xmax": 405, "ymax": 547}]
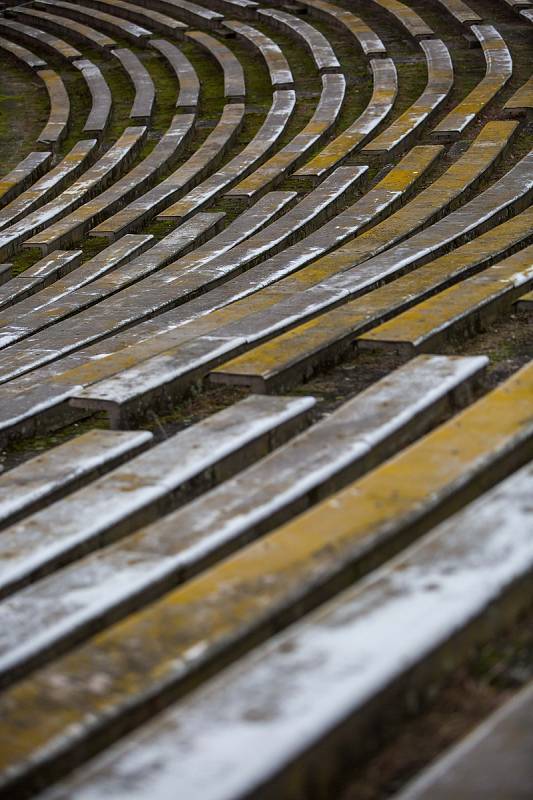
[
  {"xmin": 36, "ymin": 68, "xmax": 71, "ymax": 149},
  {"xmin": 38, "ymin": 458, "xmax": 533, "ymax": 800},
  {"xmin": 81, "ymin": 0, "xmax": 187, "ymax": 37},
  {"xmin": 132, "ymin": 0, "xmax": 223, "ymax": 29},
  {"xmin": 112, "ymin": 48, "xmax": 155, "ymax": 122},
  {"xmin": 503, "ymin": 74, "xmax": 533, "ymax": 117},
  {"xmin": 0, "ymin": 123, "xmax": 518, "ymax": 422},
  {"xmin": 52, "ymin": 146, "xmax": 440, "ymax": 397},
  {"xmin": 157, "ymin": 89, "xmax": 296, "ymax": 219},
  {"xmin": 363, "ymin": 39, "xmax": 453, "ymax": 154},
  {"xmin": 298, "ymin": 0, "xmax": 386, "ymax": 57},
  {"xmin": 73, "ymin": 58, "xmax": 112, "ymax": 136},
  {"xmin": 433, "ymin": 0, "xmax": 481, "ymax": 26},
  {"xmin": 0, "ymin": 212, "xmax": 225, "ymax": 366},
  {"xmin": 0, "ymin": 235, "xmax": 154, "ymax": 339},
  {"xmin": 0, "ymin": 126, "xmax": 147, "ymax": 259},
  {"xmin": 297, "ymin": 56, "xmax": 398, "ymax": 178},
  {"xmin": 257, "ymin": 7, "xmax": 340, "ymax": 73},
  {"xmin": 432, "ymin": 25, "xmax": 513, "ymax": 138},
  {"xmin": 25, "ymin": 113, "xmax": 195, "ymax": 254},
  {"xmin": 207, "ymin": 155, "xmax": 532, "ymax": 394},
  {"xmin": 0, "ymin": 146, "xmax": 441, "ymax": 420},
  {"xmin": 0, "ymin": 197, "xmax": 287, "ymax": 354},
  {"xmin": 34, "ymin": 0, "xmax": 152, "ymax": 44},
  {"xmin": 0, "ymin": 151, "xmax": 52, "ymax": 208},
  {"xmin": 0, "ymin": 16, "xmax": 81, "ymax": 61},
  {"xmin": 0, "ymin": 427, "xmax": 152, "ymax": 529},
  {"xmin": 90, "ymin": 103, "xmax": 243, "ymax": 240},
  {"xmin": 0, "ymin": 172, "xmax": 359, "ymax": 385},
  {"xmin": 0, "ymin": 356, "xmax": 484, "ymax": 684},
  {"xmin": 75, "ymin": 131, "xmax": 527, "ymax": 414},
  {"xmin": 370, "ymin": 0, "xmax": 434, "ymax": 39},
  {"xmin": 0, "ymin": 155, "xmax": 83, "ymax": 256},
  {"xmin": 186, "ymin": 29, "xmax": 245, "ymax": 101},
  {"xmin": 228, "ymin": 73, "xmax": 346, "ymax": 197},
  {"xmin": 0, "ymin": 249, "xmax": 82, "ymax": 311},
  {"xmin": 0, "ymin": 32, "xmax": 47, "ymax": 70},
  {"xmin": 150, "ymin": 39, "xmax": 200, "ymax": 110},
  {"xmin": 0, "ymin": 394, "xmax": 314, "ymax": 602},
  {"xmin": 359, "ymin": 243, "xmax": 533, "ymax": 354},
  {"xmin": 0, "ymin": 363, "xmax": 531, "ymax": 798},
  {"xmin": 10, "ymin": 6, "xmax": 117, "ymax": 52},
  {"xmin": 223, "ymin": 19, "xmax": 293, "ymax": 88}
]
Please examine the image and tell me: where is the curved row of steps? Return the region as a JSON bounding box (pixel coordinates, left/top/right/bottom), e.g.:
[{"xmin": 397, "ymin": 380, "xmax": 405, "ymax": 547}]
[{"xmin": 0, "ymin": 0, "xmax": 531, "ymax": 797}]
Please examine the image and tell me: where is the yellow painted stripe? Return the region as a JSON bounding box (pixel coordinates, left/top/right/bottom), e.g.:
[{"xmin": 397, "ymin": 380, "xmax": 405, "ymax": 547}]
[{"xmin": 0, "ymin": 363, "xmax": 532, "ymax": 780}]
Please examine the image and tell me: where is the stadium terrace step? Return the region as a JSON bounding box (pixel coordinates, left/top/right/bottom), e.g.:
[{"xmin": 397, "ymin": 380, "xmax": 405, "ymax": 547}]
[
  {"xmin": 298, "ymin": 0, "xmax": 386, "ymax": 57},
  {"xmin": 73, "ymin": 59, "xmax": 112, "ymax": 136},
  {"xmin": 363, "ymin": 39, "xmax": 453, "ymax": 154},
  {"xmin": 257, "ymin": 7, "xmax": 340, "ymax": 72},
  {"xmin": 0, "ymin": 137, "xmax": 96, "ymax": 229},
  {"xmin": 0, "ymin": 172, "xmax": 359, "ymax": 394},
  {"xmin": 157, "ymin": 90, "xmax": 296, "ymax": 219},
  {"xmin": 36, "ymin": 463, "xmax": 533, "ymax": 800},
  {"xmin": 0, "ymin": 196, "xmax": 288, "ymax": 355},
  {"xmin": 132, "ymin": 0, "xmax": 223, "ymax": 29},
  {"xmin": 296, "ymin": 56, "xmax": 398, "ymax": 178},
  {"xmin": 503, "ymin": 75, "xmax": 533, "ymax": 118},
  {"xmin": 359, "ymin": 244, "xmax": 533, "ymax": 354},
  {"xmin": 0, "ymin": 355, "xmax": 488, "ymax": 687},
  {"xmin": 4, "ymin": 128, "xmax": 523, "ymax": 419},
  {"xmin": 0, "ymin": 428, "xmax": 152, "ymax": 530},
  {"xmin": 0, "ymin": 364, "xmax": 531, "ymax": 798},
  {"xmin": 80, "ymin": 0, "xmax": 187, "ymax": 36},
  {"xmin": 369, "ymin": 0, "xmax": 434, "ymax": 38},
  {"xmin": 0, "ymin": 17, "xmax": 81, "ymax": 61},
  {"xmin": 2, "ymin": 147, "xmax": 436, "ymax": 405},
  {"xmin": 33, "ymin": 0, "xmax": 152, "ymax": 43},
  {"xmin": 227, "ymin": 73, "xmax": 346, "ymax": 197},
  {"xmin": 396, "ymin": 681, "xmax": 533, "ymax": 800},
  {"xmin": 0, "ymin": 394, "xmax": 315, "ymax": 600},
  {"xmin": 290, "ymin": 121, "xmax": 520, "ymax": 281},
  {"xmin": 0, "ymin": 211, "xmax": 224, "ymax": 356},
  {"xmin": 0, "ymin": 126, "xmax": 147, "ymax": 259},
  {"xmin": 0, "ymin": 151, "xmax": 52, "ymax": 208},
  {"xmin": 36, "ymin": 69, "xmax": 70, "ymax": 149},
  {"xmin": 432, "ymin": 25, "xmax": 513, "ymax": 139},
  {"xmin": 433, "ymin": 0, "xmax": 481, "ymax": 25},
  {"xmin": 223, "ymin": 19, "xmax": 293, "ymax": 87},
  {"xmin": 150, "ymin": 39, "xmax": 199, "ymax": 110},
  {"xmin": 209, "ymin": 191, "xmax": 533, "ymax": 394},
  {"xmin": 0, "ymin": 33, "xmax": 47, "ymax": 70},
  {"xmin": 186, "ymin": 30, "xmax": 245, "ymax": 101},
  {"xmin": 90, "ymin": 105, "xmax": 242, "ymax": 239},
  {"xmin": 10, "ymin": 6, "xmax": 116, "ymax": 52},
  {"xmin": 0, "ymin": 250, "xmax": 82, "ymax": 310},
  {"xmin": 25, "ymin": 114, "xmax": 195, "ymax": 254},
  {"xmin": 112, "ymin": 48, "xmax": 155, "ymax": 123},
  {"xmin": 0, "ymin": 234, "xmax": 152, "ymax": 328}
]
